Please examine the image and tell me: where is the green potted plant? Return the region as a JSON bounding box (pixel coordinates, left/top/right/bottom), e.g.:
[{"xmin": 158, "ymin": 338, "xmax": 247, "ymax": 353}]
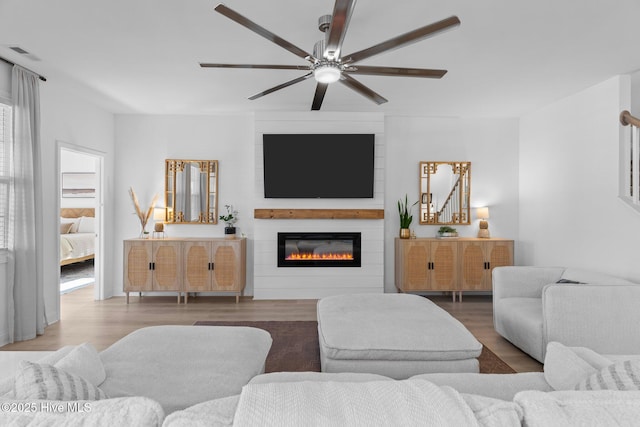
[
  {"xmin": 437, "ymin": 226, "xmax": 458, "ymax": 238},
  {"xmin": 219, "ymin": 204, "xmax": 238, "ymax": 238},
  {"xmin": 397, "ymin": 194, "xmax": 418, "ymax": 239}
]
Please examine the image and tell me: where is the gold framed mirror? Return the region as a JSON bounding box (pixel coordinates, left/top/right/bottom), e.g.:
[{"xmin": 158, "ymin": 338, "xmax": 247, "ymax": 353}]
[
  {"xmin": 165, "ymin": 159, "xmax": 218, "ymax": 224},
  {"xmin": 419, "ymin": 161, "xmax": 471, "ymax": 225}
]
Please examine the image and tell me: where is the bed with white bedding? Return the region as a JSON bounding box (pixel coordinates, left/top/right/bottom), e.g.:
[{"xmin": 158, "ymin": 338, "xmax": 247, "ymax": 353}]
[{"xmin": 60, "ymin": 208, "xmax": 95, "ymax": 266}]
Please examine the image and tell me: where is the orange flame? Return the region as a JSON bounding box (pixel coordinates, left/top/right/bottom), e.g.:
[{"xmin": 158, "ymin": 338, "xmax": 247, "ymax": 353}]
[{"xmin": 285, "ymin": 252, "xmax": 354, "ymax": 261}]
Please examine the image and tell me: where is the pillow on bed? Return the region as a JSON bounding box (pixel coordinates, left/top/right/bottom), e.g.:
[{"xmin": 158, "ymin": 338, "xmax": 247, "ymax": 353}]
[
  {"xmin": 61, "ymin": 217, "xmax": 81, "ymax": 233},
  {"xmin": 60, "ymin": 222, "xmax": 73, "ymax": 234},
  {"xmin": 77, "ymin": 216, "xmax": 95, "ymax": 233}
]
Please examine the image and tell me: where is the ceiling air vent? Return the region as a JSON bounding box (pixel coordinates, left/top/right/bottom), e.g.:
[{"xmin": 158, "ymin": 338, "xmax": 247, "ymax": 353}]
[
  {"xmin": 7, "ymin": 46, "xmax": 40, "ymax": 61},
  {"xmin": 9, "ymin": 46, "xmax": 29, "ymax": 54}
]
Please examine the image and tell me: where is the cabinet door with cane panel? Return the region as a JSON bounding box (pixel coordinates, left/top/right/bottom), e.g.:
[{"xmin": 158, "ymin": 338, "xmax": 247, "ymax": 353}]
[
  {"xmin": 459, "ymin": 240, "xmax": 513, "ymax": 291},
  {"xmin": 183, "ymin": 238, "xmax": 246, "ymax": 303},
  {"xmin": 123, "ymin": 240, "xmax": 182, "ymax": 303},
  {"xmin": 395, "ymin": 239, "xmax": 458, "ymax": 292}
]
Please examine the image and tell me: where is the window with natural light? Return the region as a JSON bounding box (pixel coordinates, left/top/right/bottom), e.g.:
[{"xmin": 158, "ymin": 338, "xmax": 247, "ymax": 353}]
[{"xmin": 0, "ymin": 102, "xmax": 11, "ymax": 250}]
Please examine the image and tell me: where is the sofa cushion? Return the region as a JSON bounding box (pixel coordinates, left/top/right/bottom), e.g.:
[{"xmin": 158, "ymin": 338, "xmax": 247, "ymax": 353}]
[
  {"xmin": 543, "ymin": 342, "xmax": 612, "ymax": 390},
  {"xmin": 515, "ymin": 390, "xmax": 640, "ymax": 426},
  {"xmin": 462, "ymin": 393, "xmax": 522, "ymax": 427},
  {"xmin": 0, "ymin": 397, "xmax": 164, "ymax": 426},
  {"xmin": 14, "ymin": 361, "xmax": 107, "ymax": 401},
  {"xmin": 493, "ymin": 297, "xmax": 544, "ymax": 362},
  {"xmin": 55, "ymin": 342, "xmax": 106, "ymax": 387},
  {"xmin": 98, "ymin": 325, "xmax": 272, "ymax": 414},
  {"xmin": 163, "ymin": 395, "xmax": 239, "ymax": 427},
  {"xmin": 576, "ymin": 359, "xmax": 640, "ymax": 391},
  {"xmin": 412, "ymin": 372, "xmax": 552, "ymax": 401},
  {"xmin": 0, "ymin": 347, "xmax": 76, "ymax": 399},
  {"xmin": 249, "ymin": 371, "xmax": 393, "ymax": 385},
  {"xmin": 232, "ymin": 379, "xmax": 480, "ymax": 427},
  {"xmin": 560, "ymin": 268, "xmax": 636, "ymax": 286},
  {"xmin": 317, "ymin": 294, "xmax": 481, "ymax": 361}
]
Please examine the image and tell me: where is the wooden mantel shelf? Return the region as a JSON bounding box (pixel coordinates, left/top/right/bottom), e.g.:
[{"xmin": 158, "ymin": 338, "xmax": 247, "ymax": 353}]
[{"xmin": 254, "ymin": 209, "xmax": 384, "ymax": 220}]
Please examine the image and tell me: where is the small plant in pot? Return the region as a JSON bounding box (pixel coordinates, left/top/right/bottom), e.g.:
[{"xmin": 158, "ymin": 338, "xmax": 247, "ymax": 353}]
[
  {"xmin": 397, "ymin": 194, "xmax": 418, "ymax": 239},
  {"xmin": 437, "ymin": 226, "xmax": 458, "ymax": 238},
  {"xmin": 219, "ymin": 205, "xmax": 238, "ymax": 237}
]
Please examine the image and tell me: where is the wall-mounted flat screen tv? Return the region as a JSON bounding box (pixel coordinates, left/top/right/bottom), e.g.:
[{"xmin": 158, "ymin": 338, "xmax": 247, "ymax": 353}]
[{"xmin": 263, "ymin": 134, "xmax": 375, "ymax": 198}]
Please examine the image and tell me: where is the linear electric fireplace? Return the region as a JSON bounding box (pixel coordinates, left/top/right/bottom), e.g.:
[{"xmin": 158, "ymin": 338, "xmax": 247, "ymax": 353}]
[{"xmin": 277, "ymin": 232, "xmax": 361, "ymax": 267}]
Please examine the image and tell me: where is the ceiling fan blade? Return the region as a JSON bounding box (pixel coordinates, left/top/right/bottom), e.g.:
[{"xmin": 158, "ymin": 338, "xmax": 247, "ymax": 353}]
[
  {"xmin": 345, "ymin": 65, "xmax": 447, "ymax": 78},
  {"xmin": 248, "ymin": 73, "xmax": 313, "ymax": 100},
  {"xmin": 324, "ymin": 0, "xmax": 357, "ymax": 59},
  {"xmin": 311, "ymin": 83, "xmax": 329, "ymax": 110},
  {"xmin": 343, "ymin": 15, "xmax": 460, "ymax": 64},
  {"xmin": 200, "ymin": 63, "xmax": 310, "ymax": 71},
  {"xmin": 339, "ymin": 74, "xmax": 388, "ymax": 105},
  {"xmin": 215, "ymin": 4, "xmax": 315, "ymax": 62}
]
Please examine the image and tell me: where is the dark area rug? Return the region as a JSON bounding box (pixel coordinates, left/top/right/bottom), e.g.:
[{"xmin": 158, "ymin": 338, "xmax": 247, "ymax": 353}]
[{"xmin": 194, "ymin": 320, "xmax": 515, "ymax": 374}]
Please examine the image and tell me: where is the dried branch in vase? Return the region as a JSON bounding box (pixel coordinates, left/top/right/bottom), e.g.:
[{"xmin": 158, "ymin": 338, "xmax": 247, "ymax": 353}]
[{"xmin": 129, "ymin": 187, "xmax": 159, "ymax": 236}]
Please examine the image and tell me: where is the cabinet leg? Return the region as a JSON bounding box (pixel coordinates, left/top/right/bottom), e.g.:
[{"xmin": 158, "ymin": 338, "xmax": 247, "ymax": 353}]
[
  {"xmin": 452, "ymin": 292, "xmax": 455, "ymax": 303},
  {"xmin": 126, "ymin": 292, "xmax": 129, "ymax": 304},
  {"xmin": 236, "ymin": 294, "xmax": 239, "ymax": 304},
  {"xmin": 177, "ymin": 293, "xmax": 180, "ymax": 304},
  {"xmin": 185, "ymin": 292, "xmax": 188, "ymax": 304},
  {"xmin": 459, "ymin": 291, "xmax": 463, "ymax": 302}
]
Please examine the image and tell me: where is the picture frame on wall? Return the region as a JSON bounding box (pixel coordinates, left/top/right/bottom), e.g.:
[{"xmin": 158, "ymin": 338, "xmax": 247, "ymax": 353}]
[{"xmin": 62, "ymin": 172, "xmax": 96, "ymax": 198}]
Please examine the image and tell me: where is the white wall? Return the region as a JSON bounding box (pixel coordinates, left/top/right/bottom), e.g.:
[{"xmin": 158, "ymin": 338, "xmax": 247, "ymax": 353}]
[
  {"xmin": 40, "ymin": 80, "xmax": 115, "ymax": 323},
  {"xmin": 519, "ymin": 75, "xmax": 640, "ymax": 281},
  {"xmin": 113, "ymin": 114, "xmax": 255, "ymax": 296},
  {"xmin": 384, "ymin": 116, "xmax": 520, "ymax": 292},
  {"xmin": 253, "ymin": 112, "xmax": 385, "ymax": 299}
]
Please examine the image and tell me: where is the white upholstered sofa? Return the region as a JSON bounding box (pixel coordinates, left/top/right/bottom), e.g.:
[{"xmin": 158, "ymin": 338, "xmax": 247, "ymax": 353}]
[
  {"xmin": 2, "ymin": 335, "xmax": 640, "ymax": 425},
  {"xmin": 162, "ymin": 342, "xmax": 640, "ymax": 426},
  {"xmin": 493, "ymin": 266, "xmax": 640, "ymax": 362}
]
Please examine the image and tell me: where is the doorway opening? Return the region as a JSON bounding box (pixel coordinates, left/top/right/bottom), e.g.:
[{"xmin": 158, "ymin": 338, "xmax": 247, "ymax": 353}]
[{"xmin": 58, "ymin": 144, "xmax": 104, "ymax": 301}]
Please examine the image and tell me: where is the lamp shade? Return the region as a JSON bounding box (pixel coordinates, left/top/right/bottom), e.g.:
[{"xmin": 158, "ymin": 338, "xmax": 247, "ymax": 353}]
[
  {"xmin": 153, "ymin": 208, "xmax": 166, "ymax": 221},
  {"xmin": 476, "ymin": 207, "xmax": 490, "ymax": 220}
]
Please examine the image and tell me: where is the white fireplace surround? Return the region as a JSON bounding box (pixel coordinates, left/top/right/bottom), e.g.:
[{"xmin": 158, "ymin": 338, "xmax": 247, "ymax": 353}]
[{"xmin": 253, "ymin": 112, "xmax": 385, "ymax": 299}]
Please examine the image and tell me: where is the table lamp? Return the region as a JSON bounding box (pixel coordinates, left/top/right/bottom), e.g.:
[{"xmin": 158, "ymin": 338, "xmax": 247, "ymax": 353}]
[
  {"xmin": 476, "ymin": 207, "xmax": 490, "ymax": 238},
  {"xmin": 153, "ymin": 208, "xmax": 166, "ymax": 234}
]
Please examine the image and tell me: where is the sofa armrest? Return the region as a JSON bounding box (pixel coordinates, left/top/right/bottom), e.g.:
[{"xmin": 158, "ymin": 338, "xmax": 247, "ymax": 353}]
[
  {"xmin": 543, "ymin": 284, "xmax": 640, "ymax": 355},
  {"xmin": 492, "ymin": 266, "xmax": 565, "ymax": 300}
]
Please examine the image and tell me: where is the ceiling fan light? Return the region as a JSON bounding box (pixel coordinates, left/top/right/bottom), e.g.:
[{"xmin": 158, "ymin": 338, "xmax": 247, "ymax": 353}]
[{"xmin": 313, "ymin": 64, "xmax": 341, "ymax": 83}]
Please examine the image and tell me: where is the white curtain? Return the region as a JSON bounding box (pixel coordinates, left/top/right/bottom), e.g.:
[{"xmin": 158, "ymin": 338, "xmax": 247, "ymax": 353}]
[{"xmin": 7, "ymin": 65, "xmax": 45, "ymax": 342}]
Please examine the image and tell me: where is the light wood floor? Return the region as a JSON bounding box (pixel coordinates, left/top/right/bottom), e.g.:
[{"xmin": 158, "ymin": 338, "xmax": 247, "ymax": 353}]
[{"xmin": 1, "ymin": 287, "xmax": 542, "ymax": 373}]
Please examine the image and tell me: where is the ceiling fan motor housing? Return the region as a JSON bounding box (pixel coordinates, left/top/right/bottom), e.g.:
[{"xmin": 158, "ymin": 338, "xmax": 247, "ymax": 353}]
[{"xmin": 313, "ymin": 40, "xmax": 327, "ymax": 59}]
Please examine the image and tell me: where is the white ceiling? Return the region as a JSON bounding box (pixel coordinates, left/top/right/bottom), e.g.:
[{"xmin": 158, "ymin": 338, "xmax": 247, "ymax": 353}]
[{"xmin": 2, "ymin": 0, "xmax": 640, "ymax": 117}]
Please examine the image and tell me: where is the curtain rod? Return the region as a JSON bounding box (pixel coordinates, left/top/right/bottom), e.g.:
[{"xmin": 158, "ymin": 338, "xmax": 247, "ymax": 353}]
[
  {"xmin": 0, "ymin": 56, "xmax": 47, "ymax": 82},
  {"xmin": 620, "ymin": 110, "xmax": 640, "ymax": 128}
]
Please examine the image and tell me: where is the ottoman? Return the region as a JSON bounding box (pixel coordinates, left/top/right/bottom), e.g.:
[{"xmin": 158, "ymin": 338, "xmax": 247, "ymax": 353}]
[
  {"xmin": 317, "ymin": 294, "xmax": 482, "ymax": 379},
  {"xmin": 99, "ymin": 325, "xmax": 272, "ymax": 414}
]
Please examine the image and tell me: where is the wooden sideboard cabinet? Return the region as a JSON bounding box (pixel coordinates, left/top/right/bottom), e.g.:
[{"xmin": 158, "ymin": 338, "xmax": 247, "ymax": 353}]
[
  {"xmin": 123, "ymin": 237, "xmax": 246, "ymax": 304},
  {"xmin": 395, "ymin": 237, "xmax": 513, "ymax": 301}
]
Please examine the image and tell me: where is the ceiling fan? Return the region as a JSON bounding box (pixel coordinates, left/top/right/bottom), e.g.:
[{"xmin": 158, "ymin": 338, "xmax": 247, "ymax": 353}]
[{"xmin": 200, "ymin": 1, "xmax": 460, "ymax": 110}]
